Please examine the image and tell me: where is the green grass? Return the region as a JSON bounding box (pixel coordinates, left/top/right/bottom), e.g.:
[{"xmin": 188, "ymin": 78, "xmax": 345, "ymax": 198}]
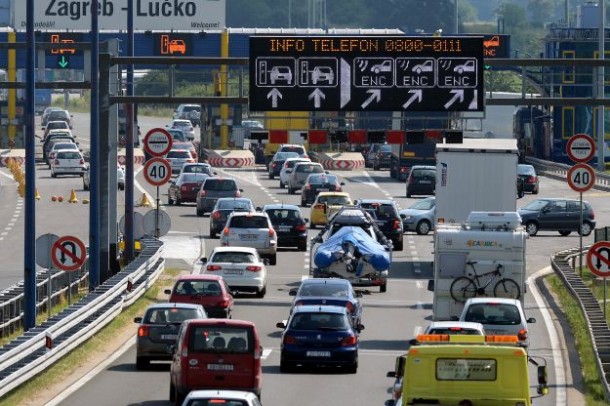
[
  {"xmin": 547, "ymin": 274, "xmax": 609, "ymax": 405},
  {"xmin": 0, "ymin": 268, "xmax": 180, "ymax": 406}
]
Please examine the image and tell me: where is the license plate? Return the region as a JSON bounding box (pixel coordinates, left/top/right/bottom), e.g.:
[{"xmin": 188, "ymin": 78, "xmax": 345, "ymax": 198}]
[
  {"xmin": 240, "ymin": 234, "xmax": 259, "ymax": 241},
  {"xmin": 161, "ymin": 334, "xmax": 178, "ymax": 340},
  {"xmin": 224, "ymin": 269, "xmax": 243, "ymax": 275},
  {"xmin": 278, "ymin": 226, "xmax": 291, "ymax": 232},
  {"xmin": 306, "ymin": 351, "xmax": 331, "ymax": 357},
  {"xmin": 207, "ymin": 363, "xmax": 234, "ymax": 371}
]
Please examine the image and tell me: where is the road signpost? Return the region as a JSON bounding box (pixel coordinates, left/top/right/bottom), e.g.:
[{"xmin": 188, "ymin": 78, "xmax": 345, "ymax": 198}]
[
  {"xmin": 249, "ymin": 36, "xmax": 484, "ymax": 112},
  {"xmin": 143, "ymin": 128, "xmax": 173, "ymax": 158},
  {"xmin": 51, "ymin": 235, "xmax": 87, "ymax": 304},
  {"xmin": 567, "ymin": 133, "xmax": 595, "ymax": 163},
  {"xmin": 36, "ymin": 233, "xmax": 60, "ymax": 317},
  {"xmin": 143, "ymin": 157, "xmax": 172, "ymax": 238},
  {"xmin": 587, "ymin": 241, "xmax": 610, "ymax": 318}
]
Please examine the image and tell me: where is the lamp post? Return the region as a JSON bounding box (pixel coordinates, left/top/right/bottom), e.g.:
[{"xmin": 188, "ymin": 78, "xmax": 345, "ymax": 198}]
[{"xmin": 454, "ymin": 0, "xmax": 459, "ymax": 34}]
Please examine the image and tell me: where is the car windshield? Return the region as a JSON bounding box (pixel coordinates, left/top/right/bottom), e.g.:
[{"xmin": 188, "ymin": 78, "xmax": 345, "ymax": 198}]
[
  {"xmin": 167, "ymin": 150, "xmax": 190, "ymax": 158},
  {"xmin": 204, "ymin": 179, "xmax": 237, "ymax": 191},
  {"xmin": 517, "ymin": 165, "xmax": 536, "ymax": 175},
  {"xmin": 289, "ymin": 312, "xmax": 349, "ymax": 330},
  {"xmin": 521, "ymin": 200, "xmax": 550, "ymax": 211},
  {"xmin": 318, "ymin": 195, "xmax": 351, "ymax": 205},
  {"xmin": 217, "ymin": 199, "xmax": 252, "ymax": 211},
  {"xmin": 228, "ymin": 216, "xmax": 268, "ymax": 229},
  {"xmin": 144, "ymin": 307, "xmax": 203, "ymax": 324},
  {"xmin": 298, "ymin": 284, "xmax": 349, "ymax": 297},
  {"xmin": 179, "ymin": 173, "xmax": 208, "ymax": 183},
  {"xmin": 210, "ymin": 252, "xmax": 257, "ymax": 263},
  {"xmin": 463, "ymin": 304, "xmax": 521, "ymax": 326},
  {"xmin": 409, "ymin": 198, "xmax": 436, "ymax": 210}
]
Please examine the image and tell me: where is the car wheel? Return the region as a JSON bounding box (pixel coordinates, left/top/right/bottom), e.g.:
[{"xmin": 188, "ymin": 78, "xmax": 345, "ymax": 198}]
[
  {"xmin": 416, "ymin": 220, "xmax": 432, "ymax": 235},
  {"xmin": 256, "ymin": 286, "xmax": 267, "ymax": 298},
  {"xmin": 118, "ymin": 184, "xmax": 125, "ymax": 191},
  {"xmin": 210, "ymin": 229, "xmax": 217, "ymax": 239},
  {"xmin": 83, "ymin": 181, "xmax": 89, "ymax": 191},
  {"xmin": 298, "ymin": 241, "xmax": 307, "ymax": 251},
  {"xmin": 533, "ymin": 186, "xmax": 539, "ymax": 195},
  {"xmin": 280, "ymin": 359, "xmax": 294, "ymax": 373},
  {"xmin": 269, "ymin": 254, "xmax": 277, "ymax": 266},
  {"xmin": 174, "ymin": 385, "xmax": 184, "ymax": 406},
  {"xmin": 169, "ymin": 381, "xmax": 176, "ymax": 402},
  {"xmin": 525, "ymin": 221, "xmax": 539, "ymax": 236},
  {"xmin": 380, "ymin": 282, "xmax": 387, "ymax": 293},
  {"xmin": 580, "ymin": 222, "xmax": 593, "ymax": 237},
  {"xmin": 196, "ymin": 209, "xmax": 204, "ymax": 217},
  {"xmin": 406, "ymin": 190, "xmax": 411, "ymax": 198},
  {"xmin": 373, "ymin": 164, "xmax": 379, "ymax": 170},
  {"xmin": 310, "ymin": 222, "xmax": 316, "ymax": 229},
  {"xmin": 269, "ymin": 173, "xmax": 274, "ymax": 180},
  {"xmin": 175, "ymin": 198, "xmax": 181, "ymax": 206},
  {"xmin": 559, "ymin": 230, "xmax": 572, "ymax": 236},
  {"xmin": 288, "ymin": 187, "xmax": 294, "ymax": 195},
  {"xmin": 279, "ymin": 181, "xmax": 284, "ymax": 188},
  {"xmin": 394, "ymin": 240, "xmax": 403, "ymax": 251},
  {"xmin": 135, "ymin": 357, "xmax": 149, "ymax": 370},
  {"xmin": 301, "ymin": 200, "xmax": 307, "ymax": 207},
  {"xmin": 346, "ymin": 361, "xmax": 358, "ymax": 374}
]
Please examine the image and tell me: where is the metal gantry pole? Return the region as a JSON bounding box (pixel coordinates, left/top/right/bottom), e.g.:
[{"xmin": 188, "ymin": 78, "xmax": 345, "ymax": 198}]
[
  {"xmin": 597, "ymin": 0, "xmax": 606, "ymax": 172},
  {"xmin": 89, "ymin": 0, "xmax": 100, "ymax": 288},
  {"xmin": 125, "ymin": 0, "xmax": 135, "ymax": 262}
]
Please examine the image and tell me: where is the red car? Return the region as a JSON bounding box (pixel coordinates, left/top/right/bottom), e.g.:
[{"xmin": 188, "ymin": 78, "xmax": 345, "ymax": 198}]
[
  {"xmin": 167, "ymin": 172, "xmax": 209, "ymax": 205},
  {"xmin": 164, "ymin": 274, "xmax": 234, "ymax": 318}
]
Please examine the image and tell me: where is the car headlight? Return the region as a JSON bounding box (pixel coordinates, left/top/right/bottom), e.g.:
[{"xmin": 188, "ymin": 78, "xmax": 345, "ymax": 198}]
[{"xmin": 403, "ymin": 215, "xmax": 412, "ymax": 220}]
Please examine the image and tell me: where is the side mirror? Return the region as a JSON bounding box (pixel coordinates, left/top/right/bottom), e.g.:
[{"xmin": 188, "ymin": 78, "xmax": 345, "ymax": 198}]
[
  {"xmin": 325, "ymin": 170, "xmax": 330, "ymax": 174},
  {"xmin": 355, "ymin": 291, "xmax": 363, "ymax": 298},
  {"xmin": 408, "ymin": 338, "xmax": 418, "ymax": 346},
  {"xmin": 527, "ymin": 317, "xmax": 536, "ymax": 323},
  {"xmin": 213, "ymin": 171, "xmax": 218, "ymax": 175},
  {"xmin": 386, "ymin": 371, "xmax": 397, "ymax": 378},
  {"xmin": 200, "ymin": 257, "xmax": 208, "ymax": 263},
  {"xmin": 276, "ymin": 321, "xmax": 287, "ymax": 329},
  {"xmin": 288, "ymin": 289, "xmax": 297, "ymax": 296},
  {"xmin": 164, "ymin": 289, "xmax": 172, "ymax": 295},
  {"xmin": 255, "ymin": 206, "xmax": 262, "ymax": 212},
  {"xmin": 286, "ymin": 169, "xmax": 292, "ymax": 173},
  {"xmin": 356, "ymin": 324, "xmax": 365, "ymax": 332},
  {"xmin": 133, "ymin": 317, "xmax": 142, "ymax": 323}
]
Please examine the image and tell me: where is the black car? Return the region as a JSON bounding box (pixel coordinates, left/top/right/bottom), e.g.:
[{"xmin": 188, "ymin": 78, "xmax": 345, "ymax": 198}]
[
  {"xmin": 355, "ymin": 199, "xmax": 404, "ymax": 251},
  {"xmin": 405, "ymin": 165, "xmax": 436, "ymax": 198},
  {"xmin": 300, "ymin": 173, "xmax": 345, "ymax": 206},
  {"xmin": 517, "ymin": 164, "xmax": 540, "ymax": 194},
  {"xmin": 518, "ymin": 198, "xmax": 596, "ymax": 236},
  {"xmin": 209, "ymin": 197, "xmax": 256, "ymax": 238},
  {"xmin": 268, "ymin": 151, "xmax": 299, "ymax": 179},
  {"xmin": 372, "ymin": 144, "xmax": 393, "ymax": 170},
  {"xmin": 263, "ymin": 204, "xmax": 308, "ymax": 251}
]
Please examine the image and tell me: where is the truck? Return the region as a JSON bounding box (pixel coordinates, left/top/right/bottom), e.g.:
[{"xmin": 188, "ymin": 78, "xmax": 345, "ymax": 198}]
[
  {"xmin": 34, "ymin": 89, "xmax": 52, "ymax": 116},
  {"xmin": 435, "ymin": 138, "xmax": 520, "ymax": 225},
  {"xmin": 431, "ymin": 211, "xmax": 527, "ymax": 321},
  {"xmin": 386, "ymin": 334, "xmax": 549, "ymax": 406}
]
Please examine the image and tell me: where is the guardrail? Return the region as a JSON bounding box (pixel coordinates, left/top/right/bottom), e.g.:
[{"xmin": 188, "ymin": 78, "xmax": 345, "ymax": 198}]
[
  {"xmin": 551, "ymin": 248, "xmax": 610, "ymax": 402},
  {"xmin": 526, "ymin": 157, "xmax": 610, "ymax": 191},
  {"xmin": 0, "ymin": 237, "xmax": 164, "ymax": 398}
]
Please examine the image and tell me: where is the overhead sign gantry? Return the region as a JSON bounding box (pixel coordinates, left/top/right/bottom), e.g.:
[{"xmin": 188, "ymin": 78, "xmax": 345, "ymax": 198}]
[{"xmin": 249, "ymin": 36, "xmax": 485, "ymax": 112}]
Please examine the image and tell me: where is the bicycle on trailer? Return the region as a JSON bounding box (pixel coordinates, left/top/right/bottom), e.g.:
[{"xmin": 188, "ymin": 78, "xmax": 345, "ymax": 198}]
[{"xmin": 450, "ymin": 261, "xmax": 520, "ymax": 302}]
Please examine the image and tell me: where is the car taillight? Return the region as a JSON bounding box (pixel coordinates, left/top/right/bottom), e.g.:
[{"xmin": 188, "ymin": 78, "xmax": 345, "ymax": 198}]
[
  {"xmin": 517, "ymin": 329, "xmax": 528, "ymax": 341},
  {"xmin": 526, "ymin": 176, "xmax": 537, "ymax": 184},
  {"xmin": 345, "ymin": 302, "xmax": 354, "ymax": 313},
  {"xmin": 80, "ymin": 159, "xmax": 85, "ymax": 164},
  {"xmin": 272, "ymin": 163, "xmax": 277, "ymax": 168},
  {"xmin": 235, "ymin": 190, "xmax": 241, "ymax": 197},
  {"xmin": 294, "ymin": 223, "xmax": 306, "ymax": 232},
  {"xmin": 198, "ymin": 190, "xmax": 206, "ymax": 197},
  {"xmin": 341, "ymin": 335, "xmax": 357, "ymax": 346},
  {"xmin": 269, "ymin": 228, "xmax": 275, "ymax": 237},
  {"xmin": 283, "ymin": 335, "xmax": 297, "ymax": 345},
  {"xmin": 283, "ymin": 162, "xmax": 290, "ymax": 168},
  {"xmin": 335, "ymin": 183, "xmax": 342, "ymax": 192},
  {"xmin": 304, "ymin": 183, "xmax": 311, "ymax": 190},
  {"xmin": 219, "ymin": 299, "xmax": 231, "ymax": 307},
  {"xmin": 400, "ymin": 167, "xmax": 409, "ymax": 173},
  {"xmin": 246, "ymin": 266, "xmax": 262, "ymax": 272},
  {"xmin": 138, "ymin": 325, "xmax": 150, "ymax": 337},
  {"xmin": 314, "ymin": 203, "xmax": 325, "ymax": 210},
  {"xmin": 207, "ymin": 265, "xmax": 222, "ymax": 271},
  {"xmin": 393, "ymin": 219, "xmax": 401, "ymax": 230},
  {"xmin": 254, "ymin": 346, "xmax": 262, "ymax": 360},
  {"xmin": 212, "ymin": 211, "xmax": 221, "ymax": 219},
  {"xmin": 181, "ymin": 185, "xmax": 189, "ymax": 192},
  {"xmin": 223, "ymin": 227, "xmax": 229, "ymax": 235}
]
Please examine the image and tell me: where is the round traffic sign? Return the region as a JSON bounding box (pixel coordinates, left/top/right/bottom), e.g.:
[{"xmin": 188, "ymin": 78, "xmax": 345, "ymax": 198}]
[
  {"xmin": 587, "ymin": 241, "xmax": 610, "ymax": 277},
  {"xmin": 143, "ymin": 128, "xmax": 173, "ymax": 157},
  {"xmin": 36, "ymin": 233, "xmax": 60, "ymax": 268},
  {"xmin": 143, "ymin": 157, "xmax": 172, "ymax": 187},
  {"xmin": 143, "ymin": 209, "xmax": 172, "ymax": 237},
  {"xmin": 567, "ymin": 163, "xmax": 596, "ymax": 193},
  {"xmin": 51, "ymin": 236, "xmax": 87, "ymax": 272},
  {"xmin": 567, "ymin": 133, "xmax": 595, "ymax": 163}
]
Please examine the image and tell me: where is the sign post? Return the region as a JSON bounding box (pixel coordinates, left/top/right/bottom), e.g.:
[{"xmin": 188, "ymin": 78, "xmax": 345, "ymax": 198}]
[
  {"xmin": 587, "ymin": 241, "xmax": 610, "ymax": 319},
  {"xmin": 51, "ymin": 236, "xmax": 87, "ymax": 306},
  {"xmin": 143, "ymin": 157, "xmax": 172, "ymax": 238}
]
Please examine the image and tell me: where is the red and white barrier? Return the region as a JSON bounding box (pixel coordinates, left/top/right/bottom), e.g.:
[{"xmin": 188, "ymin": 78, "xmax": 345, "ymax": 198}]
[
  {"xmin": 317, "ymin": 152, "xmax": 365, "ymax": 171},
  {"xmin": 208, "ymin": 150, "xmax": 255, "ymax": 168}
]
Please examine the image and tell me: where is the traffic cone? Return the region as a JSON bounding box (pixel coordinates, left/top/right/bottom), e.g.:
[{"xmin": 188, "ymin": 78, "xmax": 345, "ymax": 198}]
[
  {"xmin": 17, "ymin": 181, "xmax": 25, "ymax": 198},
  {"xmin": 35, "ymin": 188, "xmax": 41, "ymax": 201},
  {"xmin": 139, "ymin": 193, "xmax": 152, "ymax": 207},
  {"xmin": 68, "ymin": 189, "xmax": 78, "ymax": 204}
]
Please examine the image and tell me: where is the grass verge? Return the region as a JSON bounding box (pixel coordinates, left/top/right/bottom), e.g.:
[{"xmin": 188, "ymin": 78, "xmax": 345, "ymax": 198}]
[
  {"xmin": 0, "ymin": 268, "xmax": 180, "ymax": 406},
  {"xmin": 547, "ymin": 274, "xmax": 608, "ymax": 405}
]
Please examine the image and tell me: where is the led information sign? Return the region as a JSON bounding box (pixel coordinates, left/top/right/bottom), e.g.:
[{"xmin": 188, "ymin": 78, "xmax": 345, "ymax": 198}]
[
  {"xmin": 153, "ymin": 33, "xmax": 194, "ymax": 56},
  {"xmin": 249, "ymin": 36, "xmax": 485, "ymax": 112}
]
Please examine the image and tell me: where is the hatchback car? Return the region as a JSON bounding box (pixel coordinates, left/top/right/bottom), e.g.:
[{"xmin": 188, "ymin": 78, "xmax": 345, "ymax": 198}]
[
  {"xmin": 268, "ymin": 151, "xmax": 299, "ymax": 180},
  {"xmin": 164, "ymin": 274, "xmax": 234, "ymax": 318},
  {"xmin": 167, "ymin": 119, "xmax": 195, "ymax": 141},
  {"xmin": 279, "ymin": 157, "xmax": 311, "ymax": 188},
  {"xmin": 301, "ymin": 173, "xmax": 345, "ymax": 206},
  {"xmin": 202, "ymin": 246, "xmax": 268, "ymax": 297},
  {"xmin": 517, "ymin": 164, "xmax": 540, "ymax": 194},
  {"xmin": 209, "ymin": 197, "xmax": 256, "ymax": 238},
  {"xmin": 51, "ymin": 149, "xmax": 86, "ymax": 178},
  {"xmin": 372, "ymin": 144, "xmax": 393, "ymax": 170},
  {"xmin": 43, "ymin": 109, "xmax": 72, "ymax": 129},
  {"xmin": 518, "ymin": 198, "xmax": 596, "ymax": 236},
  {"xmin": 422, "ymin": 321, "xmax": 485, "ymax": 336},
  {"xmin": 459, "ymin": 297, "xmax": 535, "ymax": 348},
  {"xmin": 262, "ymin": 204, "xmax": 308, "ymax": 251},
  {"xmin": 172, "ymin": 141, "xmax": 198, "ymax": 162},
  {"xmin": 355, "ymin": 199, "xmax": 403, "ymax": 250},
  {"xmin": 84, "ymin": 162, "xmax": 125, "ymax": 191},
  {"xmin": 133, "ymin": 302, "xmax": 207, "ymax": 370},
  {"xmin": 47, "ymin": 141, "xmax": 79, "ymax": 167},
  {"xmin": 310, "ymin": 192, "xmax": 353, "ymax": 229},
  {"xmin": 288, "ymin": 162, "xmax": 326, "ymax": 194},
  {"xmin": 399, "ymin": 197, "xmax": 436, "ymax": 235},
  {"xmin": 405, "ymin": 165, "xmax": 436, "ymax": 197},
  {"xmin": 181, "ymin": 390, "xmax": 262, "ymax": 406},
  {"xmin": 173, "ymin": 104, "xmax": 201, "ymax": 126},
  {"xmin": 289, "ymin": 278, "xmax": 363, "ymax": 327},
  {"xmin": 277, "ymin": 143, "xmax": 308, "ymax": 158},
  {"xmin": 276, "ymin": 305, "xmax": 363, "ymax": 373},
  {"xmin": 42, "ymin": 120, "xmax": 71, "ymax": 140},
  {"xmin": 167, "ymin": 172, "xmax": 209, "ymax": 205},
  {"xmin": 165, "ymin": 149, "xmax": 196, "ymax": 175},
  {"xmin": 220, "ymin": 212, "xmax": 278, "ymax": 265},
  {"xmin": 180, "ymin": 162, "xmax": 215, "ymax": 177},
  {"xmin": 196, "ymin": 177, "xmax": 243, "ymax": 217}
]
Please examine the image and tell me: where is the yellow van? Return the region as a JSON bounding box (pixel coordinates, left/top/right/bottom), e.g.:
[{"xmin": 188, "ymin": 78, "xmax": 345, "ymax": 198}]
[{"xmin": 387, "ymin": 335, "xmax": 548, "ymax": 406}]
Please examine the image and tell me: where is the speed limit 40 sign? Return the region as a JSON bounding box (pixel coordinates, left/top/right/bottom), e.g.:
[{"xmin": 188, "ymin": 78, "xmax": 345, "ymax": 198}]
[
  {"xmin": 567, "ymin": 163, "xmax": 596, "ymax": 193},
  {"xmin": 143, "ymin": 157, "xmax": 172, "ymax": 186}
]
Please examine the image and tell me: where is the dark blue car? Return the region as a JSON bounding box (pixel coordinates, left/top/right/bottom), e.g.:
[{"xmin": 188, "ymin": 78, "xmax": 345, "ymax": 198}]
[{"xmin": 276, "ymin": 305, "xmax": 363, "ymax": 373}]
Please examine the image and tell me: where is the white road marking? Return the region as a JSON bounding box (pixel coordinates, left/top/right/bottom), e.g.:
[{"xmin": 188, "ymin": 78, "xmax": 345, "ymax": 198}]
[
  {"xmin": 134, "ymin": 167, "xmax": 156, "ymax": 208},
  {"xmin": 261, "ymin": 348, "xmax": 273, "ymax": 360}
]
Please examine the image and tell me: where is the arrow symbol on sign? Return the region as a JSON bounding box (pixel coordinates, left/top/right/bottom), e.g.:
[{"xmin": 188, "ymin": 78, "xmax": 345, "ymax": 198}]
[
  {"xmin": 308, "ymin": 88, "xmax": 326, "ymax": 109},
  {"xmin": 267, "ymin": 88, "xmax": 282, "ymax": 108},
  {"xmin": 444, "ymin": 89, "xmax": 464, "ymax": 109},
  {"xmin": 402, "ymin": 89, "xmax": 423, "ymax": 109},
  {"xmin": 595, "ymin": 247, "xmax": 610, "ymax": 269},
  {"xmin": 468, "ymin": 89, "xmax": 478, "ymax": 110},
  {"xmin": 59, "ymin": 241, "xmax": 78, "ymax": 264},
  {"xmin": 361, "ymin": 89, "xmax": 381, "ymax": 109},
  {"xmin": 340, "ymin": 58, "xmax": 351, "ymax": 108},
  {"xmin": 58, "ymin": 56, "xmax": 69, "ymax": 68}
]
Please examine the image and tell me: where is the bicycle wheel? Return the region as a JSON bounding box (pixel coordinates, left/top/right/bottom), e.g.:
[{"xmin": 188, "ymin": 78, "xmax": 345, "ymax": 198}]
[
  {"xmin": 493, "ymin": 278, "xmax": 521, "ymax": 300},
  {"xmin": 450, "ymin": 277, "xmax": 477, "ymax": 302}
]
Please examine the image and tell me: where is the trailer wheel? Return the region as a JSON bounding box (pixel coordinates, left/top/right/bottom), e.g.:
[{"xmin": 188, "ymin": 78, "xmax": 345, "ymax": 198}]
[{"xmin": 380, "ymin": 282, "xmax": 387, "ymax": 293}]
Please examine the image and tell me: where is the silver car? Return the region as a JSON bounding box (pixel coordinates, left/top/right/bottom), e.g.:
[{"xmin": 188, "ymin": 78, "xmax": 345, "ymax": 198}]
[
  {"xmin": 219, "ymin": 211, "xmax": 278, "ymax": 265},
  {"xmin": 165, "ymin": 149, "xmax": 195, "ymax": 175},
  {"xmin": 287, "ymin": 162, "xmax": 325, "ymax": 194},
  {"xmin": 399, "ymin": 197, "xmax": 435, "ymax": 235},
  {"xmin": 196, "ymin": 177, "xmax": 242, "ymax": 217}
]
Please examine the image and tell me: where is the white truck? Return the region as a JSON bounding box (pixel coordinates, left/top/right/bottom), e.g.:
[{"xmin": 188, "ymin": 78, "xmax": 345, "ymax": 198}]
[
  {"xmin": 431, "ymin": 211, "xmax": 528, "ymax": 321},
  {"xmin": 435, "ymin": 138, "xmax": 520, "ymax": 225}
]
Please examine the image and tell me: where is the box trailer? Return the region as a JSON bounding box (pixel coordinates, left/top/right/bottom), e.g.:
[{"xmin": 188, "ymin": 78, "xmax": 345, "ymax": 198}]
[{"xmin": 435, "ymin": 138, "xmax": 519, "ymax": 225}]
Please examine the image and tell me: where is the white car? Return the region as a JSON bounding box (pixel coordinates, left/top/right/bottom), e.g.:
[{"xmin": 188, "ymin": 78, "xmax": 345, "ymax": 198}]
[
  {"xmin": 47, "ymin": 141, "xmax": 79, "ymax": 167},
  {"xmin": 423, "ymin": 321, "xmax": 485, "ymax": 336},
  {"xmin": 182, "ymin": 390, "xmax": 262, "ymax": 406},
  {"xmin": 167, "ymin": 119, "xmax": 195, "ymax": 141},
  {"xmin": 279, "ymin": 157, "xmax": 311, "ymax": 189},
  {"xmin": 50, "ymin": 149, "xmax": 86, "ymax": 178},
  {"xmin": 202, "ymin": 246, "xmax": 268, "ymax": 298},
  {"xmin": 165, "ymin": 149, "xmax": 195, "ymax": 175},
  {"xmin": 83, "ymin": 162, "xmax": 126, "ymax": 190},
  {"xmin": 219, "ymin": 211, "xmax": 277, "ymax": 265}
]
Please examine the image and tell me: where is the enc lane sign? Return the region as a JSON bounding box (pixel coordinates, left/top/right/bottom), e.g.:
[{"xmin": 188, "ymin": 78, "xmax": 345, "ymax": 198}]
[
  {"xmin": 51, "ymin": 236, "xmax": 87, "ymax": 272},
  {"xmin": 567, "ymin": 133, "xmax": 595, "ymax": 163},
  {"xmin": 567, "ymin": 163, "xmax": 596, "ymax": 193},
  {"xmin": 143, "ymin": 157, "xmax": 172, "ymax": 187},
  {"xmin": 143, "ymin": 128, "xmax": 173, "ymax": 157},
  {"xmin": 249, "ymin": 36, "xmax": 484, "ymax": 112},
  {"xmin": 587, "ymin": 241, "xmax": 610, "ymax": 277}
]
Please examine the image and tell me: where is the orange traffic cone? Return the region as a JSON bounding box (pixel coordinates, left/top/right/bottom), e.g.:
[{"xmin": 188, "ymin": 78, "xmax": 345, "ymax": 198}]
[
  {"xmin": 139, "ymin": 193, "xmax": 152, "ymax": 207},
  {"xmin": 35, "ymin": 188, "xmax": 41, "ymax": 201},
  {"xmin": 68, "ymin": 189, "xmax": 78, "ymax": 204}
]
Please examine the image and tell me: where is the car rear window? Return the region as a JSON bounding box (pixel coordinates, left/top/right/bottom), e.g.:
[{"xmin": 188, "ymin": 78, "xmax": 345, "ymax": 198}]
[
  {"xmin": 517, "ymin": 165, "xmax": 536, "ymax": 175},
  {"xmin": 309, "ymin": 175, "xmax": 337, "ymax": 184},
  {"xmin": 57, "ymin": 151, "xmax": 81, "ymax": 159},
  {"xmin": 48, "ymin": 122, "xmax": 67, "ymax": 129},
  {"xmin": 265, "ymin": 209, "xmax": 301, "ymax": 222},
  {"xmin": 53, "ymin": 143, "xmax": 77, "ymax": 150},
  {"xmin": 167, "ymin": 150, "xmax": 191, "ymax": 158},
  {"xmin": 463, "ymin": 304, "xmax": 521, "ymax": 325},
  {"xmin": 412, "ymin": 169, "xmax": 436, "ymax": 179},
  {"xmin": 359, "ymin": 203, "xmax": 396, "ymax": 218},
  {"xmin": 180, "ymin": 173, "xmax": 208, "ymax": 183},
  {"xmin": 189, "ymin": 326, "xmax": 254, "ymax": 353},
  {"xmin": 211, "ymin": 252, "xmax": 256, "ymax": 263},
  {"xmin": 281, "ymin": 146, "xmax": 305, "ymax": 154},
  {"xmin": 427, "ymin": 328, "xmax": 483, "ymax": 335},
  {"xmin": 187, "ymin": 400, "xmax": 249, "ymax": 406},
  {"xmin": 182, "ymin": 105, "xmax": 200, "ymax": 112},
  {"xmin": 318, "ymin": 195, "xmax": 351, "ymax": 205},
  {"xmin": 217, "ymin": 199, "xmax": 252, "ymax": 211},
  {"xmin": 289, "ymin": 312, "xmax": 349, "ymax": 330},
  {"xmin": 228, "ymin": 216, "xmax": 269, "ymax": 229},
  {"xmin": 144, "ymin": 307, "xmax": 203, "ymax": 324},
  {"xmin": 183, "ymin": 164, "xmax": 211, "ymax": 174},
  {"xmin": 296, "ymin": 164, "xmax": 322, "ymax": 173},
  {"xmin": 299, "ymin": 283, "xmax": 348, "ymax": 297},
  {"xmin": 204, "ymin": 179, "xmax": 237, "ymax": 191},
  {"xmin": 175, "ymin": 280, "xmax": 222, "ymax": 296}
]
